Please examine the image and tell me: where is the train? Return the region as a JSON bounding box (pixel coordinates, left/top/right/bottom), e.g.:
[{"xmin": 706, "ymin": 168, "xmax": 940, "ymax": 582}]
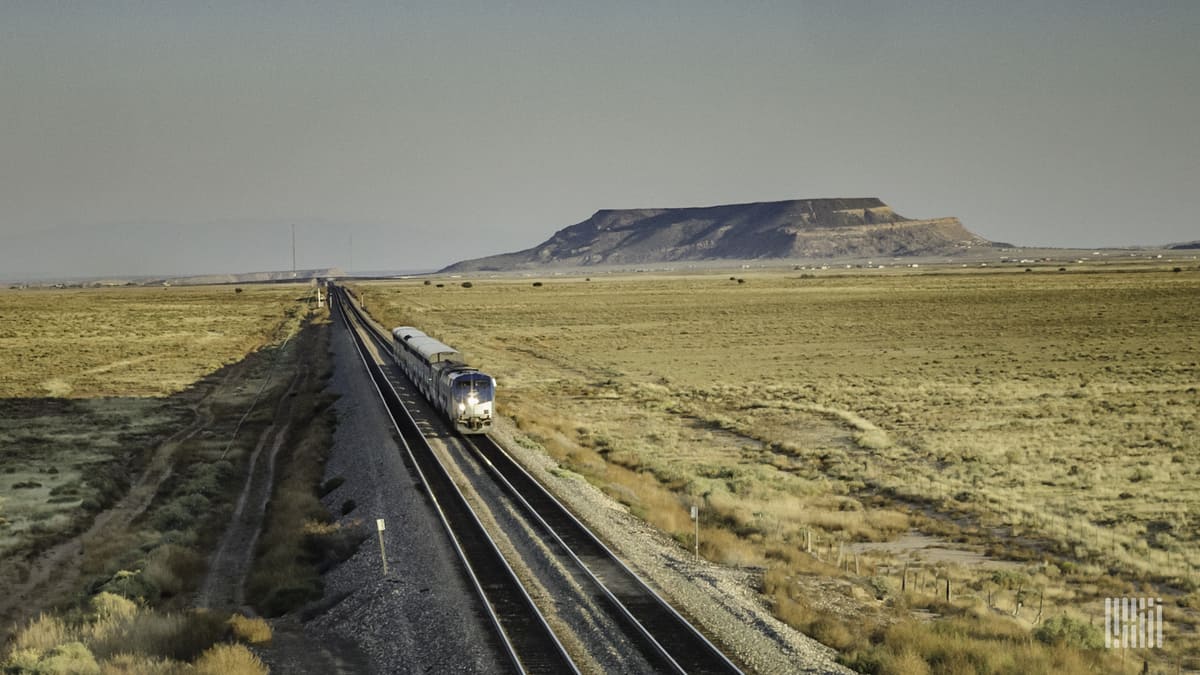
[{"xmin": 391, "ymin": 326, "xmax": 495, "ymax": 435}]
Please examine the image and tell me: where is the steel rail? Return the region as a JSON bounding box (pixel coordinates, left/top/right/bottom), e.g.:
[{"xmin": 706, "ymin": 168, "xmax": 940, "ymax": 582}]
[
  {"xmin": 464, "ymin": 433, "xmax": 744, "ymax": 674},
  {"xmin": 332, "ymin": 288, "xmax": 578, "ymax": 675},
  {"xmin": 339, "ymin": 284, "xmax": 744, "ymax": 674}
]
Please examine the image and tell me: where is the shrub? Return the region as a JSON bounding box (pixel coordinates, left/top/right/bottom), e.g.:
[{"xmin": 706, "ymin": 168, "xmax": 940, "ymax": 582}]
[
  {"xmin": 879, "ymin": 648, "xmax": 931, "ymax": 675},
  {"xmin": 3, "ymin": 596, "xmax": 241, "ymax": 673},
  {"xmin": 91, "ymin": 592, "xmax": 138, "ymax": 622},
  {"xmin": 867, "ymin": 576, "xmax": 891, "ymax": 600},
  {"xmin": 4, "ymin": 648, "xmax": 42, "ymax": 671},
  {"xmin": 152, "ymin": 493, "xmax": 210, "ymax": 531},
  {"xmin": 228, "ymin": 614, "xmax": 272, "ymax": 645},
  {"xmin": 252, "ymin": 572, "xmax": 321, "ymax": 618},
  {"xmin": 461, "ymin": 281, "xmax": 473, "ymax": 288},
  {"xmin": 143, "ymin": 544, "xmax": 206, "ymax": 598},
  {"xmin": 88, "ymin": 606, "xmax": 227, "ymax": 663},
  {"xmin": 810, "ymin": 616, "xmax": 860, "ymax": 651},
  {"xmin": 1033, "ymin": 615, "xmax": 1103, "ymax": 649},
  {"xmin": 37, "ymin": 641, "xmax": 100, "ymax": 674},
  {"xmin": 183, "ymin": 461, "xmax": 233, "ymax": 499},
  {"xmin": 855, "ymin": 429, "xmax": 892, "ymax": 451},
  {"xmin": 97, "ymin": 653, "xmax": 186, "ymax": 674},
  {"xmin": 305, "ymin": 519, "xmax": 369, "ymax": 572},
  {"xmin": 11, "ymin": 613, "xmax": 74, "ymax": 655},
  {"xmin": 193, "ymin": 643, "xmax": 267, "ymax": 675},
  {"xmin": 89, "ymin": 611, "xmax": 181, "ymax": 661},
  {"xmin": 98, "ymin": 568, "xmax": 159, "ymax": 602}
]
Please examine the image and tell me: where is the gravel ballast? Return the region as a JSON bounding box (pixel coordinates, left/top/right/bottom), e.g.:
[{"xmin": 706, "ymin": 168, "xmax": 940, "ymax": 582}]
[
  {"xmin": 275, "ymin": 307, "xmax": 854, "ymax": 674},
  {"xmin": 293, "ymin": 314, "xmax": 508, "ymax": 673}
]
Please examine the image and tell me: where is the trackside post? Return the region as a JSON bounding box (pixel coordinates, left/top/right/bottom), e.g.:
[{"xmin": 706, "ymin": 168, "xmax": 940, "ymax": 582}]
[
  {"xmin": 377, "ymin": 518, "xmax": 388, "ymax": 576},
  {"xmin": 690, "ymin": 505, "xmax": 699, "ymax": 560}
]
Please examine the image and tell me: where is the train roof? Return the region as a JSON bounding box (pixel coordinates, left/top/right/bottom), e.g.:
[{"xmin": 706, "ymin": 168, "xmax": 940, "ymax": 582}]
[
  {"xmin": 392, "ymin": 326, "xmax": 427, "ymax": 341},
  {"xmin": 407, "ymin": 336, "xmax": 459, "ymax": 362}
]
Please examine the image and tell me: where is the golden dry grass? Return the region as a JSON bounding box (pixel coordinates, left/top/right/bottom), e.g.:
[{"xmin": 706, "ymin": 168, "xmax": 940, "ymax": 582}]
[
  {"xmin": 192, "ymin": 643, "xmax": 267, "ymax": 675},
  {"xmin": 2, "ymin": 593, "xmax": 266, "ymax": 674},
  {"xmin": 228, "ymin": 614, "xmax": 272, "ymax": 645},
  {"xmin": 1, "ymin": 284, "xmax": 325, "ymax": 674},
  {"xmin": 0, "ymin": 285, "xmax": 308, "ymax": 398},
  {"xmin": 0, "ymin": 285, "xmax": 313, "ymax": 559},
  {"xmin": 355, "ymin": 265, "xmax": 1200, "ymax": 671}
]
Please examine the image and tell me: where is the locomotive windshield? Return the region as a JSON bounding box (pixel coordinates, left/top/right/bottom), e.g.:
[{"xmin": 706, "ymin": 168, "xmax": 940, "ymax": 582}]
[{"xmin": 454, "ymin": 375, "xmax": 493, "ymax": 400}]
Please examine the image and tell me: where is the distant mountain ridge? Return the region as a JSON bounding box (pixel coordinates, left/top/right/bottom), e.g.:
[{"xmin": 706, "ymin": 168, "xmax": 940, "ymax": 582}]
[{"xmin": 441, "ymin": 198, "xmax": 992, "ymax": 272}]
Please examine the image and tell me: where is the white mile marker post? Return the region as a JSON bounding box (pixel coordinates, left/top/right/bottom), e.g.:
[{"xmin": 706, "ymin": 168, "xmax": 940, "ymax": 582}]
[
  {"xmin": 690, "ymin": 505, "xmax": 699, "ymax": 560},
  {"xmin": 376, "ymin": 519, "xmax": 388, "ymax": 577}
]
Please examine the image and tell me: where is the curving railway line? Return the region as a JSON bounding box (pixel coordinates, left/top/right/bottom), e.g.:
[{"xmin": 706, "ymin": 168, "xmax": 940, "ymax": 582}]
[{"xmin": 331, "ymin": 284, "xmax": 744, "ymax": 674}]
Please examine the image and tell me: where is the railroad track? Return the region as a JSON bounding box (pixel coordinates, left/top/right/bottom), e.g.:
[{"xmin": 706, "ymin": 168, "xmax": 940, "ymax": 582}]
[
  {"xmin": 333, "ymin": 288, "xmax": 575, "ymax": 675},
  {"xmin": 332, "ymin": 284, "xmax": 743, "ymax": 674}
]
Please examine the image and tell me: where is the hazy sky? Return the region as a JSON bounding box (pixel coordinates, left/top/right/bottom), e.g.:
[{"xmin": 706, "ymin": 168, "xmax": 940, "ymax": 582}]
[{"xmin": 2, "ymin": 1, "xmax": 1197, "ymax": 278}]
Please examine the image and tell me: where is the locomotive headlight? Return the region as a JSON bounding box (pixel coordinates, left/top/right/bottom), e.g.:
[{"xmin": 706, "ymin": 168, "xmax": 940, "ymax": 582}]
[{"xmin": 467, "ymin": 394, "xmax": 479, "ymax": 407}]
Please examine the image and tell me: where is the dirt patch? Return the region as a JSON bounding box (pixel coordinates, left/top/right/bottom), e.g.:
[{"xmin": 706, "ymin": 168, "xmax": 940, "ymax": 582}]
[
  {"xmin": 38, "ymin": 378, "xmax": 73, "ymax": 397},
  {"xmin": 848, "ymin": 532, "xmax": 1025, "ymax": 570}
]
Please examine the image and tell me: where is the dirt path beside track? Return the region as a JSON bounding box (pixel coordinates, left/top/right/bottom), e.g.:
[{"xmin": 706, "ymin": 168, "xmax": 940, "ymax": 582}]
[{"xmin": 193, "ymin": 365, "xmax": 301, "ymax": 611}]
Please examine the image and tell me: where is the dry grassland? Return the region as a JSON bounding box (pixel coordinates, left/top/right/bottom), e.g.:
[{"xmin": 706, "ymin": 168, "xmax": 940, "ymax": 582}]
[
  {"xmin": 1, "ymin": 284, "xmax": 332, "ymax": 670},
  {"xmin": 0, "ymin": 285, "xmax": 306, "ymax": 398},
  {"xmin": 356, "ymin": 266, "xmax": 1199, "ymax": 673},
  {"xmin": 5, "ymin": 593, "xmax": 268, "ymax": 674},
  {"xmin": 0, "ymin": 285, "xmax": 312, "ymax": 573}
]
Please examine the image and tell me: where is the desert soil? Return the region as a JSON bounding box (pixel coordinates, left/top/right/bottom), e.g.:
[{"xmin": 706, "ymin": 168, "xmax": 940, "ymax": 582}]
[{"xmin": 0, "ymin": 358, "xmax": 246, "ymax": 641}]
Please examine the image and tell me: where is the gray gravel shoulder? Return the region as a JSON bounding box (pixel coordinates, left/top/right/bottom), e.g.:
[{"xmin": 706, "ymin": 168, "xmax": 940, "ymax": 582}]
[{"xmin": 266, "ymin": 314, "xmax": 508, "ymax": 674}]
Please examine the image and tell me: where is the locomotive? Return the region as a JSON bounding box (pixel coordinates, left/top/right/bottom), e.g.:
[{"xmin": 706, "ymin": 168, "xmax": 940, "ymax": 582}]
[{"xmin": 391, "ymin": 326, "xmax": 495, "ymax": 434}]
